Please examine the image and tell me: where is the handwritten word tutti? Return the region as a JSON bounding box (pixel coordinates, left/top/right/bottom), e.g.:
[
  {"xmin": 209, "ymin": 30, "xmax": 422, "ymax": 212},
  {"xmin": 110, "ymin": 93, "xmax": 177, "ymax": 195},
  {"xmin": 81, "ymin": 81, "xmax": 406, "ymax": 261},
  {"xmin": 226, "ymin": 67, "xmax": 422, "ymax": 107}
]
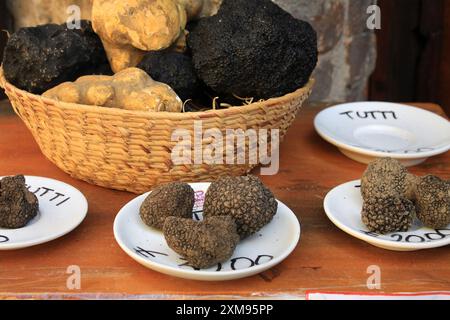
[
  {"xmin": 25, "ymin": 184, "xmax": 71, "ymax": 207},
  {"xmin": 340, "ymin": 110, "xmax": 398, "ymax": 120}
]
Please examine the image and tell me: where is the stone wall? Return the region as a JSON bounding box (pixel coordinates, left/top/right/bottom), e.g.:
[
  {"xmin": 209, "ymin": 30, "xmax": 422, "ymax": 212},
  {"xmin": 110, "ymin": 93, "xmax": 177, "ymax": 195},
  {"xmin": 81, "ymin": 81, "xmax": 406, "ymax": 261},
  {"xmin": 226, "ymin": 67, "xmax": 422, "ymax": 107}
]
[
  {"xmin": 273, "ymin": 0, "xmax": 377, "ymax": 102},
  {"xmin": 6, "ymin": 0, "xmax": 377, "ymax": 103}
]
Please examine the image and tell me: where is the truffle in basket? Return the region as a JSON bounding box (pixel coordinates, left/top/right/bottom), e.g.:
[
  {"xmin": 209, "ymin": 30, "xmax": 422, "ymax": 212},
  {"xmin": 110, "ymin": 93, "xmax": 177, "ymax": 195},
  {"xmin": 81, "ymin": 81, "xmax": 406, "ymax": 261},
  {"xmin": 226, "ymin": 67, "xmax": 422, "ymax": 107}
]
[
  {"xmin": 187, "ymin": 0, "xmax": 318, "ymax": 100},
  {"xmin": 43, "ymin": 68, "xmax": 182, "ymax": 112},
  {"xmin": 178, "ymin": 0, "xmax": 223, "ymax": 20},
  {"xmin": 2, "ymin": 21, "xmax": 110, "ymax": 94},
  {"xmin": 137, "ymin": 50, "xmax": 202, "ymax": 101},
  {"xmin": 91, "ymin": 0, "xmax": 188, "ymax": 72}
]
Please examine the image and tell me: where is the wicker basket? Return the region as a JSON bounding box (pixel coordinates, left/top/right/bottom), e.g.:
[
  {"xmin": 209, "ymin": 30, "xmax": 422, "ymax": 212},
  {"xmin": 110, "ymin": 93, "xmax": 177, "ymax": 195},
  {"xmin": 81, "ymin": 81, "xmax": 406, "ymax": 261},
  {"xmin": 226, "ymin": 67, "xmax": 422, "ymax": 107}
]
[{"xmin": 0, "ymin": 67, "xmax": 313, "ymax": 193}]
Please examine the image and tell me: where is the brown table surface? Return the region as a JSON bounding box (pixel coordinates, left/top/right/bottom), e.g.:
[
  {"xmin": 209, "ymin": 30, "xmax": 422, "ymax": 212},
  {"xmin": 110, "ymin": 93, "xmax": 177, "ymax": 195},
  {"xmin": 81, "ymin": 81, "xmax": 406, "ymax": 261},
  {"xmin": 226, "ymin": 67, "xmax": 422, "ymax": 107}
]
[{"xmin": 0, "ymin": 101, "xmax": 449, "ymax": 299}]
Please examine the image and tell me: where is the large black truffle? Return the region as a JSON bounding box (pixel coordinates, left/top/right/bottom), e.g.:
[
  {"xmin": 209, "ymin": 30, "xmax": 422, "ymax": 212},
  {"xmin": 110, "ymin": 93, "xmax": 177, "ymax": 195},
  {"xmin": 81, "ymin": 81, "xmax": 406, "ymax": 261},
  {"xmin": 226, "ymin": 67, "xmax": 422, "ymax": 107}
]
[
  {"xmin": 203, "ymin": 175, "xmax": 277, "ymax": 239},
  {"xmin": 163, "ymin": 216, "xmax": 239, "ymax": 269},
  {"xmin": 2, "ymin": 20, "xmax": 111, "ymax": 94},
  {"xmin": 0, "ymin": 175, "xmax": 39, "ymax": 229},
  {"xmin": 137, "ymin": 51, "xmax": 202, "ymax": 101},
  {"xmin": 187, "ymin": 0, "xmax": 318, "ymax": 100},
  {"xmin": 140, "ymin": 182, "xmax": 195, "ymax": 230}
]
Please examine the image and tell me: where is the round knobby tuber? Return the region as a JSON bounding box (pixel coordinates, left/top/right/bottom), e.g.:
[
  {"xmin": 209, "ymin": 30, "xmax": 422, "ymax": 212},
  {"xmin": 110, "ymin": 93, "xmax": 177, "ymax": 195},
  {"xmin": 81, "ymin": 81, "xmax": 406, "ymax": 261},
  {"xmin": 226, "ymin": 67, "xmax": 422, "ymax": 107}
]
[
  {"xmin": 361, "ymin": 158, "xmax": 417, "ymax": 201},
  {"xmin": 163, "ymin": 215, "xmax": 239, "ymax": 269},
  {"xmin": 2, "ymin": 21, "xmax": 110, "ymax": 94},
  {"xmin": 137, "ymin": 51, "xmax": 202, "ymax": 101},
  {"xmin": 203, "ymin": 175, "xmax": 277, "ymax": 239},
  {"xmin": 415, "ymin": 175, "xmax": 450, "ymax": 229},
  {"xmin": 361, "ymin": 196, "xmax": 415, "ymax": 234},
  {"xmin": 140, "ymin": 182, "xmax": 195, "ymax": 230},
  {"xmin": 187, "ymin": 0, "xmax": 318, "ymax": 100},
  {"xmin": 0, "ymin": 175, "xmax": 39, "ymax": 229}
]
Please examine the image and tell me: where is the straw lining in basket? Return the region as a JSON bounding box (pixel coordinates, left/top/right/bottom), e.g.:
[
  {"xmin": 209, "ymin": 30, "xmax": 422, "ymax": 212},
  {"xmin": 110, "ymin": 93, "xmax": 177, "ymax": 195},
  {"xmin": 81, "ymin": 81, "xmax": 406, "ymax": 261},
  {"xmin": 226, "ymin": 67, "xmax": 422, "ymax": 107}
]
[{"xmin": 0, "ymin": 66, "xmax": 313, "ymax": 193}]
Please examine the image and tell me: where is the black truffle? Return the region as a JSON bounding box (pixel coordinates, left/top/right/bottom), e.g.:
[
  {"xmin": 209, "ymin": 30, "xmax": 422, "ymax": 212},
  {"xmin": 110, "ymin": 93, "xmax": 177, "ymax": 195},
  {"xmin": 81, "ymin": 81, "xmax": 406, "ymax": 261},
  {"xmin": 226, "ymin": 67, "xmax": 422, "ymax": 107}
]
[
  {"xmin": 361, "ymin": 158, "xmax": 416, "ymax": 200},
  {"xmin": 0, "ymin": 175, "xmax": 39, "ymax": 229},
  {"xmin": 187, "ymin": 0, "xmax": 318, "ymax": 100},
  {"xmin": 203, "ymin": 175, "xmax": 277, "ymax": 239},
  {"xmin": 361, "ymin": 196, "xmax": 415, "ymax": 234},
  {"xmin": 163, "ymin": 216, "xmax": 239, "ymax": 269},
  {"xmin": 415, "ymin": 175, "xmax": 450, "ymax": 229},
  {"xmin": 140, "ymin": 182, "xmax": 195, "ymax": 230},
  {"xmin": 2, "ymin": 20, "xmax": 111, "ymax": 94},
  {"xmin": 137, "ymin": 51, "xmax": 202, "ymax": 101}
]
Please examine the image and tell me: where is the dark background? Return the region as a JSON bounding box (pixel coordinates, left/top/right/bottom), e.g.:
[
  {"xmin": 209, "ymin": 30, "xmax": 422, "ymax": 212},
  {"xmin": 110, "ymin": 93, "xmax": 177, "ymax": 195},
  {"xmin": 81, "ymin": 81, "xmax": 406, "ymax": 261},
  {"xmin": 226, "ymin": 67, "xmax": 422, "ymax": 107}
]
[
  {"xmin": 370, "ymin": 0, "xmax": 450, "ymax": 114},
  {"xmin": 0, "ymin": 0, "xmax": 449, "ymax": 114}
]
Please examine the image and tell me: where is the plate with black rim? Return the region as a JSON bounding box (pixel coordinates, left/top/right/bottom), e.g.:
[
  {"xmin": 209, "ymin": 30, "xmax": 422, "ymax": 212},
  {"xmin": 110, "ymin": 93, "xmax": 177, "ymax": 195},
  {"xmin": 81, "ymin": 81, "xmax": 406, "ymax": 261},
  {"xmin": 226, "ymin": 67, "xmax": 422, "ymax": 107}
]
[
  {"xmin": 113, "ymin": 182, "xmax": 301, "ymax": 281},
  {"xmin": 0, "ymin": 176, "xmax": 88, "ymax": 250},
  {"xmin": 314, "ymin": 102, "xmax": 450, "ymax": 167},
  {"xmin": 324, "ymin": 180, "xmax": 450, "ymax": 251}
]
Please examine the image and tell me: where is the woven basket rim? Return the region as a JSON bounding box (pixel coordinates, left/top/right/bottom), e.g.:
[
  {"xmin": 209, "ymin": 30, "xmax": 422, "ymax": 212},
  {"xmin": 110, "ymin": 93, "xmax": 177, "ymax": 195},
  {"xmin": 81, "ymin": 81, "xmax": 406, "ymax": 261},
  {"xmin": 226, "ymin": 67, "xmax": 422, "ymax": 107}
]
[{"xmin": 0, "ymin": 66, "xmax": 314, "ymax": 120}]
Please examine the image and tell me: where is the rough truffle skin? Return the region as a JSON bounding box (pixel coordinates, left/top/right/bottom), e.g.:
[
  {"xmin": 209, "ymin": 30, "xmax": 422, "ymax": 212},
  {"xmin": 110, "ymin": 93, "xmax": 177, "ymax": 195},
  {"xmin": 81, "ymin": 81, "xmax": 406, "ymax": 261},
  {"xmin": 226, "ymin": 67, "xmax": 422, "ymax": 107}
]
[
  {"xmin": 415, "ymin": 175, "xmax": 450, "ymax": 229},
  {"xmin": 361, "ymin": 158, "xmax": 416, "ymax": 200},
  {"xmin": 361, "ymin": 196, "xmax": 415, "ymax": 234},
  {"xmin": 3, "ymin": 20, "xmax": 110, "ymax": 94},
  {"xmin": 0, "ymin": 175, "xmax": 38, "ymax": 229},
  {"xmin": 137, "ymin": 51, "xmax": 202, "ymax": 101},
  {"xmin": 203, "ymin": 175, "xmax": 277, "ymax": 239},
  {"xmin": 140, "ymin": 182, "xmax": 195, "ymax": 230},
  {"xmin": 163, "ymin": 216, "xmax": 239, "ymax": 269},
  {"xmin": 187, "ymin": 0, "xmax": 318, "ymax": 100}
]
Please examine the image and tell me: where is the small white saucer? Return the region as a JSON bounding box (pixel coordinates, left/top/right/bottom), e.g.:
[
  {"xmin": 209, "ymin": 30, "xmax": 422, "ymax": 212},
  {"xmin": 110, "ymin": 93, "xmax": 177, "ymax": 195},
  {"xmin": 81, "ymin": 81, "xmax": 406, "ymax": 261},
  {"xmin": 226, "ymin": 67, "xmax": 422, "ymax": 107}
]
[
  {"xmin": 113, "ymin": 182, "xmax": 301, "ymax": 281},
  {"xmin": 324, "ymin": 180, "xmax": 450, "ymax": 251},
  {"xmin": 0, "ymin": 176, "xmax": 88, "ymax": 250},
  {"xmin": 314, "ymin": 102, "xmax": 450, "ymax": 166}
]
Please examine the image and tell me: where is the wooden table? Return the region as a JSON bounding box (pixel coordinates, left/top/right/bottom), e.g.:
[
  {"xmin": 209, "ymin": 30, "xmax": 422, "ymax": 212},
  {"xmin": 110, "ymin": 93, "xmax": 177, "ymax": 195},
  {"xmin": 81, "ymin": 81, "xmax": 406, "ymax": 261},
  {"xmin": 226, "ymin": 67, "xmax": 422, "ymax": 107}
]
[{"xmin": 0, "ymin": 101, "xmax": 448, "ymax": 299}]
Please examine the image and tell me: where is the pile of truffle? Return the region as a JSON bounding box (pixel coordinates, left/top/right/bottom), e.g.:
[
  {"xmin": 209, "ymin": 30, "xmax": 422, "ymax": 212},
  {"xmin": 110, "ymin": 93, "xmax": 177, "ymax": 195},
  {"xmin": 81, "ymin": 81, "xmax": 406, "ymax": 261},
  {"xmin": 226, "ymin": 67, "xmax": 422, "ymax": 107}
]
[
  {"xmin": 2, "ymin": 0, "xmax": 317, "ymax": 112},
  {"xmin": 139, "ymin": 175, "xmax": 277, "ymax": 269},
  {"xmin": 0, "ymin": 175, "xmax": 39, "ymax": 229},
  {"xmin": 361, "ymin": 158, "xmax": 450, "ymax": 234}
]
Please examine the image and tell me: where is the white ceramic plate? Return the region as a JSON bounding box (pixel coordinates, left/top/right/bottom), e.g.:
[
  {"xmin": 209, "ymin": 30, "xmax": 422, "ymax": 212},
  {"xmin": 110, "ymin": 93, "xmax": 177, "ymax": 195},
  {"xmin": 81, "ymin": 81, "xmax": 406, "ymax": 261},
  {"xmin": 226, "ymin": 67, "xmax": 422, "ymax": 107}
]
[
  {"xmin": 324, "ymin": 180, "xmax": 450, "ymax": 251},
  {"xmin": 113, "ymin": 182, "xmax": 301, "ymax": 281},
  {"xmin": 314, "ymin": 102, "xmax": 450, "ymax": 166},
  {"xmin": 0, "ymin": 176, "xmax": 88, "ymax": 250}
]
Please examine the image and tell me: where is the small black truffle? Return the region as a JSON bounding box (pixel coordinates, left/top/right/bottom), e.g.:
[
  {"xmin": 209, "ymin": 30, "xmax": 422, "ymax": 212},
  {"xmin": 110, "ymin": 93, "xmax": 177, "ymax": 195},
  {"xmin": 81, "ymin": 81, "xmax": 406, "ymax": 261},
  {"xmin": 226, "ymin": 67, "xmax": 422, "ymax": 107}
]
[
  {"xmin": 163, "ymin": 216, "xmax": 239, "ymax": 269},
  {"xmin": 415, "ymin": 175, "xmax": 450, "ymax": 229},
  {"xmin": 187, "ymin": 0, "xmax": 318, "ymax": 100},
  {"xmin": 361, "ymin": 158, "xmax": 416, "ymax": 200},
  {"xmin": 137, "ymin": 51, "xmax": 202, "ymax": 101},
  {"xmin": 203, "ymin": 175, "xmax": 277, "ymax": 239},
  {"xmin": 361, "ymin": 196, "xmax": 415, "ymax": 234},
  {"xmin": 0, "ymin": 175, "xmax": 39, "ymax": 229},
  {"xmin": 140, "ymin": 182, "xmax": 195, "ymax": 230},
  {"xmin": 3, "ymin": 20, "xmax": 111, "ymax": 94}
]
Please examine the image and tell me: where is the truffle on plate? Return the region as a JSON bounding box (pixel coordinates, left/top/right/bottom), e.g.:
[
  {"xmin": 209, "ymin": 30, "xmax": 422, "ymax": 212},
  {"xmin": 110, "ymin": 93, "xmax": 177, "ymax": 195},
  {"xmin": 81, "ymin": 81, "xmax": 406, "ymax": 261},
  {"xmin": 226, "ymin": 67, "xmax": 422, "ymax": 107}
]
[
  {"xmin": 415, "ymin": 175, "xmax": 450, "ymax": 229},
  {"xmin": 361, "ymin": 158, "xmax": 416, "ymax": 201},
  {"xmin": 2, "ymin": 21, "xmax": 110, "ymax": 94},
  {"xmin": 361, "ymin": 196, "xmax": 415, "ymax": 234},
  {"xmin": 140, "ymin": 182, "xmax": 195, "ymax": 230},
  {"xmin": 43, "ymin": 68, "xmax": 182, "ymax": 112},
  {"xmin": 187, "ymin": 0, "xmax": 318, "ymax": 100},
  {"xmin": 203, "ymin": 175, "xmax": 277, "ymax": 239},
  {"xmin": 163, "ymin": 215, "xmax": 239, "ymax": 269},
  {"xmin": 137, "ymin": 51, "xmax": 202, "ymax": 101},
  {"xmin": 0, "ymin": 175, "xmax": 39, "ymax": 229}
]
